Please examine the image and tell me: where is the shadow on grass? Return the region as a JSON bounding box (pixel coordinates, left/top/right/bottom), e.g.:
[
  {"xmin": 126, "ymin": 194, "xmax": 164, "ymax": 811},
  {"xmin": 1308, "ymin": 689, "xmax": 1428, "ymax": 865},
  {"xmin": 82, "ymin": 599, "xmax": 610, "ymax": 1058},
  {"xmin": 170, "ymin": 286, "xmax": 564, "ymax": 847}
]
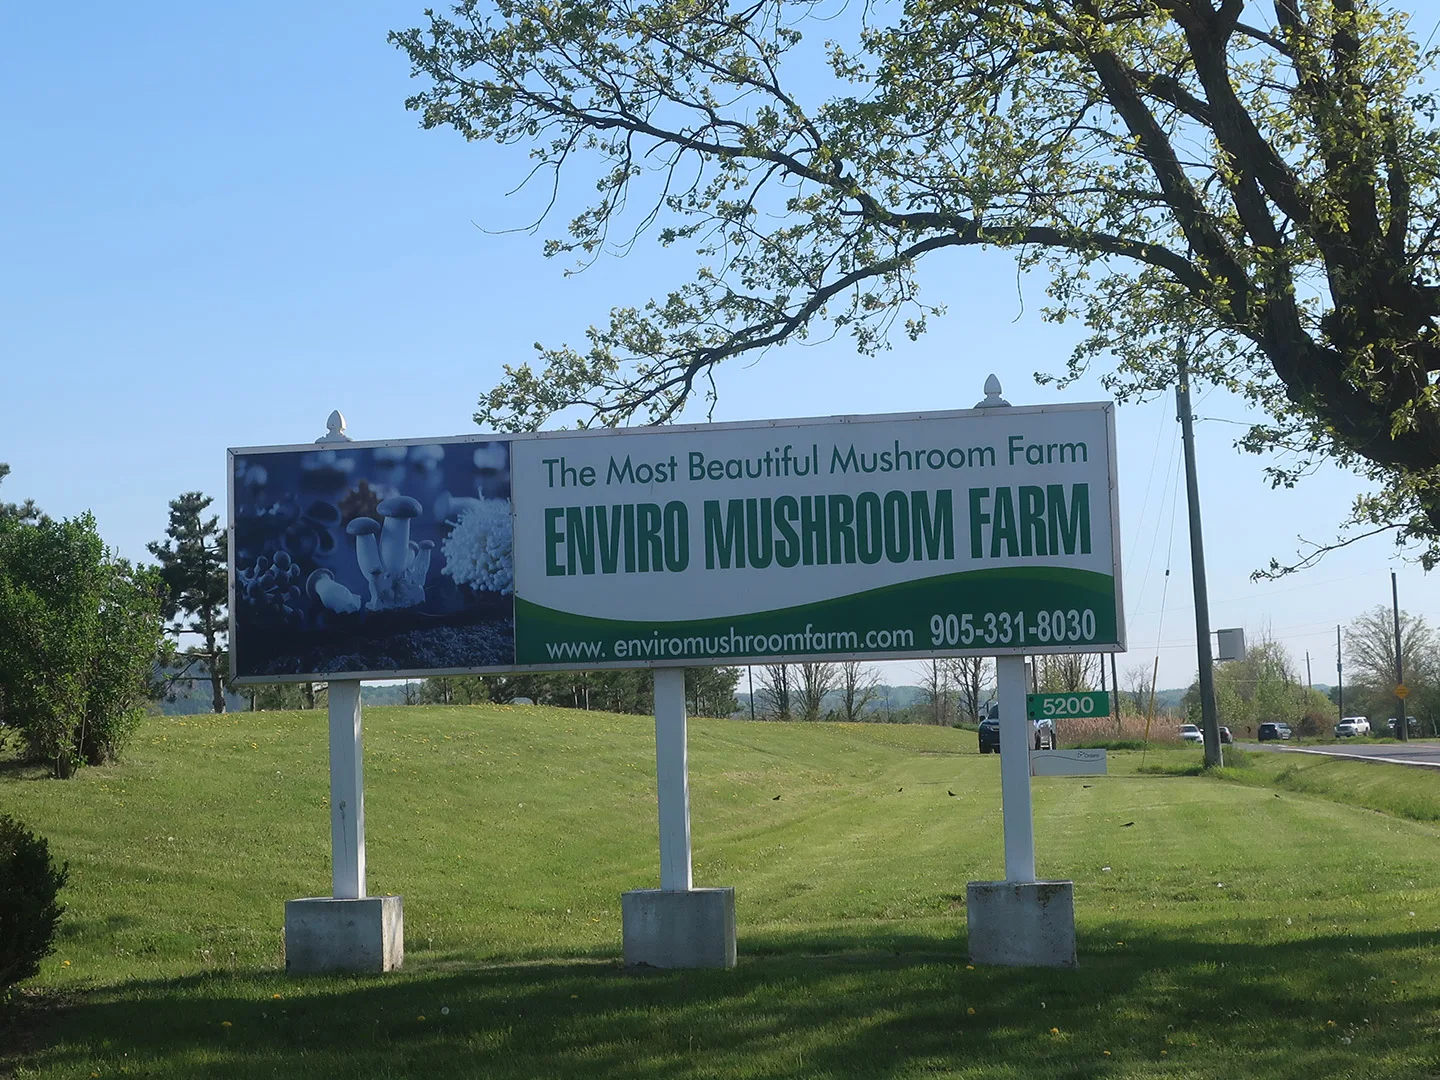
[
  {"xmin": 0, "ymin": 756, "xmax": 53, "ymax": 780},
  {"xmin": 14, "ymin": 927, "xmax": 1440, "ymax": 1080}
]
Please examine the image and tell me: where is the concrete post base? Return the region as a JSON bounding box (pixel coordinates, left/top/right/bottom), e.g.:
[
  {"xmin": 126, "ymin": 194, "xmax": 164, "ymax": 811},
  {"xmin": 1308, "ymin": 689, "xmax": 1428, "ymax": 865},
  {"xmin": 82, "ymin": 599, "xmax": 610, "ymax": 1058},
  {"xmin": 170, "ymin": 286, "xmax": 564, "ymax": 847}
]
[
  {"xmin": 966, "ymin": 881, "xmax": 1076, "ymax": 968},
  {"xmin": 622, "ymin": 887, "xmax": 737, "ymax": 969},
  {"xmin": 284, "ymin": 896, "xmax": 404, "ymax": 974}
]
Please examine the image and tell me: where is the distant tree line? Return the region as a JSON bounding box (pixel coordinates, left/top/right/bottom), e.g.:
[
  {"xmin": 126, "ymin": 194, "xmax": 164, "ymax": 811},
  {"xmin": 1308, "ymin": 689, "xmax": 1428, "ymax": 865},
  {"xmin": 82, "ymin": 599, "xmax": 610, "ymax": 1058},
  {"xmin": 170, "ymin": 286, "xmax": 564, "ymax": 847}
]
[
  {"xmin": 749, "ymin": 658, "xmax": 996, "ymax": 725},
  {"xmin": 230, "ymin": 668, "xmax": 741, "ymax": 719}
]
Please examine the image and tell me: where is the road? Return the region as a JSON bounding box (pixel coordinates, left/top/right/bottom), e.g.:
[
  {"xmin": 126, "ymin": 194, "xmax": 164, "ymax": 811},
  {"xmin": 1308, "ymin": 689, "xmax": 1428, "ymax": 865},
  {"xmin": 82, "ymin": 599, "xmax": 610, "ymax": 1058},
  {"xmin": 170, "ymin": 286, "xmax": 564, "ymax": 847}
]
[{"xmin": 1242, "ymin": 740, "xmax": 1440, "ymax": 769}]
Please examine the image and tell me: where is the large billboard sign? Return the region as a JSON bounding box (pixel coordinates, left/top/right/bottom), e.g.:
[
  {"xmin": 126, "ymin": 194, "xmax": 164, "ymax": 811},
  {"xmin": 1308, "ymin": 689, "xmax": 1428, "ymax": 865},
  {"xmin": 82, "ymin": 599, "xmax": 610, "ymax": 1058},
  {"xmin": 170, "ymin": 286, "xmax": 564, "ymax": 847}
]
[{"xmin": 229, "ymin": 403, "xmax": 1123, "ymax": 682}]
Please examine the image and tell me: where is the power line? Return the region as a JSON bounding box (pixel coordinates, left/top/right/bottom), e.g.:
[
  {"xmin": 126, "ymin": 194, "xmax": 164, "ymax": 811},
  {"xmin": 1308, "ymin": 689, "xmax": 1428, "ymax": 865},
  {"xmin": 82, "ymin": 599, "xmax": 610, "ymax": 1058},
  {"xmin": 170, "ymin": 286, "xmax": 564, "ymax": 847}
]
[{"xmin": 1126, "ymin": 568, "xmax": 1390, "ymax": 618}]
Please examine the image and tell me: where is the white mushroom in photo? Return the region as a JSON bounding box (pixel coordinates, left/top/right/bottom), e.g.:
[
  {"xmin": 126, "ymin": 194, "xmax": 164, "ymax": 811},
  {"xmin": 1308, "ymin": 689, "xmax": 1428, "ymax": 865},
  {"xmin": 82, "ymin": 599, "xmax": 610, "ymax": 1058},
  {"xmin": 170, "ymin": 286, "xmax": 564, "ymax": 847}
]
[
  {"xmin": 376, "ymin": 495, "xmax": 422, "ymax": 577},
  {"xmin": 306, "ymin": 568, "xmax": 362, "ymax": 615},
  {"xmin": 411, "ymin": 539, "xmax": 434, "ymax": 587},
  {"xmin": 346, "ymin": 517, "xmax": 383, "ymax": 605}
]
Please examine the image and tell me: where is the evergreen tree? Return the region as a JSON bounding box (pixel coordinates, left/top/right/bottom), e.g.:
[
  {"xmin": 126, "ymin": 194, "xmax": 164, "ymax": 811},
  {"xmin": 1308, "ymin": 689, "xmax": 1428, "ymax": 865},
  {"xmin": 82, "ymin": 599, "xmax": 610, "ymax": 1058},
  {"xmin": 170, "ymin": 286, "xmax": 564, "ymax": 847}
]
[
  {"xmin": 687, "ymin": 667, "xmax": 740, "ymax": 718},
  {"xmin": 147, "ymin": 492, "xmax": 229, "ymax": 714},
  {"xmin": 0, "ymin": 463, "xmax": 46, "ymax": 525}
]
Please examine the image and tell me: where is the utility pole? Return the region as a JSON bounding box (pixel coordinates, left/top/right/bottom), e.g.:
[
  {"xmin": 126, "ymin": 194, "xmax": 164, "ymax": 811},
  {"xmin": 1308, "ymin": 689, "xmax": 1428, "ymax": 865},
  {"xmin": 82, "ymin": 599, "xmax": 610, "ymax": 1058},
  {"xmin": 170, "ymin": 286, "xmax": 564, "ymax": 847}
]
[
  {"xmin": 747, "ymin": 666, "xmax": 756, "ymax": 722},
  {"xmin": 1305, "ymin": 651, "xmax": 1312, "ymax": 692},
  {"xmin": 1177, "ymin": 352, "xmax": 1223, "ymax": 767},
  {"xmin": 1110, "ymin": 653, "xmax": 1121, "ymax": 735},
  {"xmin": 1392, "ymin": 572, "xmax": 1408, "ymax": 742},
  {"xmin": 1335, "ymin": 625, "xmax": 1344, "ymax": 721}
]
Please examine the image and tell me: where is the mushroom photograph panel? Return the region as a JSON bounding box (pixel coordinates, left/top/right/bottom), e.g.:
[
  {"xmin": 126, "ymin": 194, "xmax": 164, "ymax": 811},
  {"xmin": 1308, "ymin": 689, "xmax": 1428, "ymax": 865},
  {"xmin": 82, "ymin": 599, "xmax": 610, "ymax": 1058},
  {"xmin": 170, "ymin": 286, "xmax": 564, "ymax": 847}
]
[{"xmin": 230, "ymin": 439, "xmax": 514, "ymax": 679}]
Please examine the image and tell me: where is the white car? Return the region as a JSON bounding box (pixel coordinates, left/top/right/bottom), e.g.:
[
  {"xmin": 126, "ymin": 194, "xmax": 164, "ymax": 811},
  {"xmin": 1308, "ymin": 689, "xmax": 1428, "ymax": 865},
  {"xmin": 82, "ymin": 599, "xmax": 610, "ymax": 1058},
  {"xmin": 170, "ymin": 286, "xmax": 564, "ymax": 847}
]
[
  {"xmin": 1179, "ymin": 723, "xmax": 1204, "ymax": 744},
  {"xmin": 1335, "ymin": 716, "xmax": 1370, "ymax": 737}
]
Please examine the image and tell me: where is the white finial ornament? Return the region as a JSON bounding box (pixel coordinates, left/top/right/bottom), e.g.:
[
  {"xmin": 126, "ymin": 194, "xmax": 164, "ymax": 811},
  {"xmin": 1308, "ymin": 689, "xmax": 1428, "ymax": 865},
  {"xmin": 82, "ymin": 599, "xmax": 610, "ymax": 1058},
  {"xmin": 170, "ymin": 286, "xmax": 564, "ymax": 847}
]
[
  {"xmin": 317, "ymin": 410, "xmax": 352, "ymax": 444},
  {"xmin": 975, "ymin": 374, "xmax": 1011, "ymax": 408}
]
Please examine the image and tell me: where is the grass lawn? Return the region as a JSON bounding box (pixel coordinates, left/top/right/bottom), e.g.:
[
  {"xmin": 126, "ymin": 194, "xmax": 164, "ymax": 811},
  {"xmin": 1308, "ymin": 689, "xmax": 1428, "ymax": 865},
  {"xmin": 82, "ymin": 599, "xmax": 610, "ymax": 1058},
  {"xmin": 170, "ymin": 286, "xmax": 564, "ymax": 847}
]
[
  {"xmin": 1213, "ymin": 746, "xmax": 1440, "ymax": 823},
  {"xmin": 2, "ymin": 706, "xmax": 1438, "ymax": 1079}
]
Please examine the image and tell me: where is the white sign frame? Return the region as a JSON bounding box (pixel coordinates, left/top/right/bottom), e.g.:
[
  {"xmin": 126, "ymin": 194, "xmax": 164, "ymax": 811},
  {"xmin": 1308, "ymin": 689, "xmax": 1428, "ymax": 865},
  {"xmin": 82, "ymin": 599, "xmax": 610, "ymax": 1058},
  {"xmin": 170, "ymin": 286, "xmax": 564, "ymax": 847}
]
[{"xmin": 229, "ymin": 403, "xmax": 1125, "ymax": 683}]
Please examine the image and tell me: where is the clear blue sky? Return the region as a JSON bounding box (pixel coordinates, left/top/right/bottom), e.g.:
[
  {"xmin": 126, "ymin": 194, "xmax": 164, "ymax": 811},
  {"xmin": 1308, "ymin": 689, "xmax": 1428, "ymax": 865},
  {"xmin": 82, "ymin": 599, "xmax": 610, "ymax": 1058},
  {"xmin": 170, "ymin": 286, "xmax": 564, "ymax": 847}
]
[{"xmin": 3, "ymin": 0, "xmax": 1435, "ymax": 690}]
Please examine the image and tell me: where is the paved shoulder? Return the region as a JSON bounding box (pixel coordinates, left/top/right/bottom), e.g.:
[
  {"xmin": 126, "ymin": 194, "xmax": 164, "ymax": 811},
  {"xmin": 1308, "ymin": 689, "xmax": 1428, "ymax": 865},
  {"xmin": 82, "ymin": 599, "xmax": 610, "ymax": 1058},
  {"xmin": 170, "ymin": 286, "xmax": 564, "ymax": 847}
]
[{"xmin": 1243, "ymin": 740, "xmax": 1440, "ymax": 769}]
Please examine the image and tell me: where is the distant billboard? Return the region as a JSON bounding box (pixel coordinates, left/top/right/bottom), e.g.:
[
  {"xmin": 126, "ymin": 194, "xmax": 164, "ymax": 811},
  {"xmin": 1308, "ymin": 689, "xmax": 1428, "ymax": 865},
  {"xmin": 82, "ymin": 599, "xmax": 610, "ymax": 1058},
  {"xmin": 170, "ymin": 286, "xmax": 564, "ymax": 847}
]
[{"xmin": 229, "ymin": 403, "xmax": 1123, "ymax": 682}]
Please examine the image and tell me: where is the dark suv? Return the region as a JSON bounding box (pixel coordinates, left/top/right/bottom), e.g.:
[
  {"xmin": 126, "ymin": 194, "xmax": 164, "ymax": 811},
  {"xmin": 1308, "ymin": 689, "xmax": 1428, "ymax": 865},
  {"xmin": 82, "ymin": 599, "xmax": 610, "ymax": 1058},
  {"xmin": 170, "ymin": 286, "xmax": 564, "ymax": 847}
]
[
  {"xmin": 1257, "ymin": 721, "xmax": 1292, "ymax": 741},
  {"xmin": 977, "ymin": 704, "xmax": 1055, "ymax": 753},
  {"xmin": 1386, "ymin": 716, "xmax": 1420, "ymax": 736}
]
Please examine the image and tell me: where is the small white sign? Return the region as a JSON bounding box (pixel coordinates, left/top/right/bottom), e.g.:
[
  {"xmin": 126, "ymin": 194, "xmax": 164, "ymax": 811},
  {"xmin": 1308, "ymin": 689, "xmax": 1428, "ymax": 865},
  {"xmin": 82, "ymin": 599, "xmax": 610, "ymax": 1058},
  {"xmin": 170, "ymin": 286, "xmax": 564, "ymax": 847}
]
[{"xmin": 1030, "ymin": 748, "xmax": 1108, "ymax": 777}]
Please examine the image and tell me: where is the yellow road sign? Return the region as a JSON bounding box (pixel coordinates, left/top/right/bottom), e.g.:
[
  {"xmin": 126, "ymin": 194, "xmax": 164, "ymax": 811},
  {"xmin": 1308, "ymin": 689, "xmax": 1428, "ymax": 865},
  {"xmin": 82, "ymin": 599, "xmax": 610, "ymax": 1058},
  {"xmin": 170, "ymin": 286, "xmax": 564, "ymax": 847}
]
[{"xmin": 1396, "ymin": 684, "xmax": 1410, "ymax": 699}]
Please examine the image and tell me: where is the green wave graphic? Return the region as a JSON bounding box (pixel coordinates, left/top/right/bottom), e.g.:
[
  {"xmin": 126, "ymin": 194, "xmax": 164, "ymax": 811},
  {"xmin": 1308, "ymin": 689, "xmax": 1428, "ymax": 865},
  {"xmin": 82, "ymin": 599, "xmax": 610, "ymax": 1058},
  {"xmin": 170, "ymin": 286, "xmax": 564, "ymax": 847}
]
[{"xmin": 516, "ymin": 566, "xmax": 1118, "ymax": 666}]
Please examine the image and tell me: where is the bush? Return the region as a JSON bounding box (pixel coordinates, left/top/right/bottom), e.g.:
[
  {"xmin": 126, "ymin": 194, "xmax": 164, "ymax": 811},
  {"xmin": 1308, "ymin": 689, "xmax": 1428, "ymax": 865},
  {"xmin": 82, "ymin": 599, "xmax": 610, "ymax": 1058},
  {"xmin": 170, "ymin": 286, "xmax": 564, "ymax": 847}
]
[
  {"xmin": 0, "ymin": 815, "xmax": 68, "ymax": 994},
  {"xmin": 1295, "ymin": 710, "xmax": 1331, "ymax": 738},
  {"xmin": 0, "ymin": 512, "xmax": 164, "ymax": 775}
]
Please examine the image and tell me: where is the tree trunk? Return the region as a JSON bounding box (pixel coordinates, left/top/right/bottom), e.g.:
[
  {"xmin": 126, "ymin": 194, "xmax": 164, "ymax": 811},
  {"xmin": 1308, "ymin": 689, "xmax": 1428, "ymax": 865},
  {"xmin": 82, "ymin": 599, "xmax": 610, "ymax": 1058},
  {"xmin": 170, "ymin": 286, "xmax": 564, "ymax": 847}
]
[{"xmin": 207, "ymin": 637, "xmax": 227, "ymax": 714}]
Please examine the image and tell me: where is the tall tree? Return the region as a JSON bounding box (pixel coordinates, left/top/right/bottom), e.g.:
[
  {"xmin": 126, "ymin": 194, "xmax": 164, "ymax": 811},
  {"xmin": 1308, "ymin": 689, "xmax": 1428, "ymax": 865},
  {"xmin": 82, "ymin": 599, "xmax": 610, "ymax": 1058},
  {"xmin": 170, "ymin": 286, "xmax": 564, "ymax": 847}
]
[
  {"xmin": 755, "ymin": 664, "xmax": 793, "ymax": 720},
  {"xmin": 836, "ymin": 661, "xmax": 880, "ymax": 722},
  {"xmin": 1343, "ymin": 604, "xmax": 1438, "ymax": 730},
  {"xmin": 915, "ymin": 659, "xmax": 951, "ymax": 725},
  {"xmin": 1345, "ymin": 604, "xmax": 1437, "ymax": 688},
  {"xmin": 147, "ymin": 493, "xmax": 229, "ymax": 714},
  {"xmin": 396, "ymin": 0, "xmax": 1440, "ymax": 565},
  {"xmin": 794, "ymin": 662, "xmax": 837, "ymax": 721},
  {"xmin": 1123, "ymin": 664, "xmax": 1157, "ymax": 718},
  {"xmin": 1039, "ymin": 654, "xmax": 1098, "ymax": 693},
  {"xmin": 947, "ymin": 657, "xmax": 993, "ymax": 724}
]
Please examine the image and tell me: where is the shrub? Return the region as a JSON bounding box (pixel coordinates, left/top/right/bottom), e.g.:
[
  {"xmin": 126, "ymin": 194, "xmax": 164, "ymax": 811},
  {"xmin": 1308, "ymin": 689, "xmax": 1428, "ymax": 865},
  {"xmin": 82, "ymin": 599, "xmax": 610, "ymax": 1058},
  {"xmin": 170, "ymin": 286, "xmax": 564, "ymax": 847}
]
[
  {"xmin": 0, "ymin": 815, "xmax": 68, "ymax": 994},
  {"xmin": 0, "ymin": 512, "xmax": 164, "ymax": 775},
  {"xmin": 1295, "ymin": 710, "xmax": 1331, "ymax": 738}
]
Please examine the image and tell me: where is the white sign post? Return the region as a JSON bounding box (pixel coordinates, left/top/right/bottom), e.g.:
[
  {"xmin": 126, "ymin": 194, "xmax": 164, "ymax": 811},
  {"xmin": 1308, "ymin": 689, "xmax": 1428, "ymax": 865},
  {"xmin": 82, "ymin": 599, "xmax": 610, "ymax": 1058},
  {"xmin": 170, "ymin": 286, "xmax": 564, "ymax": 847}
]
[
  {"xmin": 996, "ymin": 654, "xmax": 1036, "ymax": 882},
  {"xmin": 328, "ymin": 679, "xmax": 366, "ymax": 899},
  {"xmin": 621, "ymin": 667, "xmax": 737, "ymax": 968},
  {"xmin": 653, "ymin": 668, "xmax": 693, "ymax": 891}
]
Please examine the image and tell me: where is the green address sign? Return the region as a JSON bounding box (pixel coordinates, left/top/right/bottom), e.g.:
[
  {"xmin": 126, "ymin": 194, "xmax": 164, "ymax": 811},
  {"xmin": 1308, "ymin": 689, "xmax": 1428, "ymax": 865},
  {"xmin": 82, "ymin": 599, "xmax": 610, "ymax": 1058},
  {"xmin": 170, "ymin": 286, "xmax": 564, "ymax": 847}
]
[{"xmin": 1027, "ymin": 691, "xmax": 1111, "ymax": 720}]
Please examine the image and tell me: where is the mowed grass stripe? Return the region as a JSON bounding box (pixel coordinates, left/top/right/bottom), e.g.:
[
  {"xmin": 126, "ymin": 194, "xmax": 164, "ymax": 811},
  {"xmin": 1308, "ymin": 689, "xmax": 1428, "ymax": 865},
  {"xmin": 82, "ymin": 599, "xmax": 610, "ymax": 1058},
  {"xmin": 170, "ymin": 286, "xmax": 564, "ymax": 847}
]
[{"xmin": 2, "ymin": 706, "xmax": 1438, "ymax": 1079}]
